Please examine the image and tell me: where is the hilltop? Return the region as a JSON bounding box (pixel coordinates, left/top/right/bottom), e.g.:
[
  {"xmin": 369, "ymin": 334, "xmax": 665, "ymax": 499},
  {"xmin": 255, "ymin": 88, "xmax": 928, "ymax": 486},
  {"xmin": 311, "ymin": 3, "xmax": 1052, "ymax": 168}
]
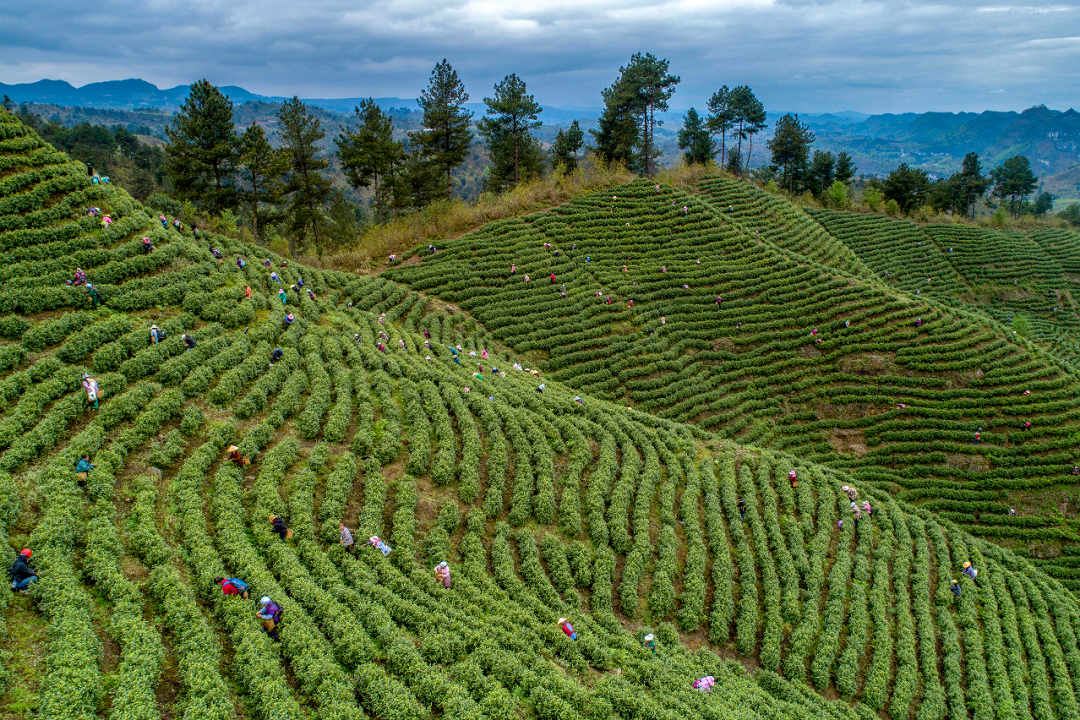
[{"xmin": 5, "ymin": 106, "xmax": 1080, "ymax": 720}]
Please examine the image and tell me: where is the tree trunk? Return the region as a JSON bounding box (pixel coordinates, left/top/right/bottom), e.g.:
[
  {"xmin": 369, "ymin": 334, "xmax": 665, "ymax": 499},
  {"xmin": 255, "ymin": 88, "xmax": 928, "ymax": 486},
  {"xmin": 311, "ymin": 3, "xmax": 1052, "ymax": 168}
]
[
  {"xmin": 252, "ymin": 179, "xmax": 259, "ymax": 239},
  {"xmin": 745, "ymin": 135, "xmax": 753, "ymax": 177},
  {"xmin": 735, "ymin": 120, "xmax": 744, "ymax": 165},
  {"xmin": 301, "ymin": 167, "xmax": 320, "ymax": 255},
  {"xmin": 649, "ymin": 105, "xmax": 656, "ymax": 178},
  {"xmin": 646, "ymin": 105, "xmax": 651, "ymax": 178},
  {"xmin": 311, "ymin": 195, "xmax": 321, "ymax": 255},
  {"xmin": 374, "ymin": 172, "xmax": 381, "ymax": 224},
  {"xmin": 514, "ymin": 117, "xmax": 520, "ymax": 186},
  {"xmin": 447, "ymin": 167, "xmax": 452, "ymax": 202},
  {"xmin": 644, "ymin": 104, "xmax": 653, "ymax": 178}
]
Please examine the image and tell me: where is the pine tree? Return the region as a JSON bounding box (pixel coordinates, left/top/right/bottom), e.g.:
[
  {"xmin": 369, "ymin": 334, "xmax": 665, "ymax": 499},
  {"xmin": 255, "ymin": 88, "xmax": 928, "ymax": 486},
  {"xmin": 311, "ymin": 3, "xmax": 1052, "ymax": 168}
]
[
  {"xmin": 324, "ymin": 190, "xmax": 363, "ymax": 252},
  {"xmin": 767, "ymin": 114, "xmax": 815, "ymax": 191},
  {"xmin": 165, "ymin": 79, "xmax": 239, "ymax": 213},
  {"xmin": 413, "ymin": 60, "xmax": 473, "ymax": 202},
  {"xmin": 991, "ymin": 155, "xmax": 1038, "ymax": 217},
  {"xmin": 706, "ymin": 86, "xmax": 734, "ymax": 163},
  {"xmin": 398, "ymin": 144, "xmax": 442, "ymax": 210},
  {"xmin": 625, "ymin": 53, "xmax": 679, "ymax": 178},
  {"xmin": 956, "ymin": 152, "xmax": 989, "ymax": 218},
  {"xmin": 808, "ymin": 150, "xmax": 835, "ymax": 196},
  {"xmin": 238, "ymin": 123, "xmax": 288, "ymax": 240},
  {"xmin": 834, "ymin": 152, "xmax": 856, "ymax": 185},
  {"xmin": 883, "ymin": 163, "xmax": 931, "ymax": 213},
  {"xmin": 278, "ymin": 97, "xmax": 333, "ymax": 256},
  {"xmin": 551, "ymin": 121, "xmax": 585, "ymax": 172},
  {"xmin": 677, "ymin": 108, "xmax": 713, "ymax": 166},
  {"xmin": 593, "ymin": 53, "xmax": 679, "ymax": 177},
  {"xmin": 728, "ymin": 86, "xmax": 766, "ymax": 174},
  {"xmin": 336, "ymin": 99, "xmax": 405, "ymax": 222},
  {"xmin": 478, "ymin": 74, "xmax": 544, "ymax": 191},
  {"xmin": 592, "ymin": 78, "xmax": 640, "ymax": 171}
]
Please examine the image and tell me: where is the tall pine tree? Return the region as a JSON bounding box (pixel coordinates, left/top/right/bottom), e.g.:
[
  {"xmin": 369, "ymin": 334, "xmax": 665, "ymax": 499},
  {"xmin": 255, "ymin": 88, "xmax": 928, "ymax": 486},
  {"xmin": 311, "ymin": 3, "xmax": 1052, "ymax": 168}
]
[
  {"xmin": 336, "ymin": 99, "xmax": 405, "ymax": 222},
  {"xmin": 478, "ymin": 74, "xmax": 544, "ymax": 191},
  {"xmin": 165, "ymin": 79, "xmax": 239, "ymax": 213},
  {"xmin": 808, "ymin": 150, "xmax": 835, "ymax": 196},
  {"xmin": 991, "ymin": 155, "xmax": 1038, "ymax": 217},
  {"xmin": 728, "ymin": 86, "xmax": 766, "ymax": 174},
  {"xmin": 626, "ymin": 53, "xmax": 679, "ymax": 178},
  {"xmin": 592, "ymin": 76, "xmax": 640, "ymax": 171},
  {"xmin": 677, "ymin": 108, "xmax": 713, "ymax": 166},
  {"xmin": 278, "ymin": 97, "xmax": 333, "ymax": 255},
  {"xmin": 767, "ymin": 114, "xmax": 815, "ymax": 191},
  {"xmin": 706, "ymin": 86, "xmax": 734, "ymax": 163},
  {"xmin": 551, "ymin": 121, "xmax": 585, "ymax": 172},
  {"xmin": 238, "ymin": 123, "xmax": 288, "ymax": 240},
  {"xmin": 955, "ymin": 152, "xmax": 988, "ymax": 218},
  {"xmin": 593, "ymin": 53, "xmax": 679, "ymax": 177},
  {"xmin": 834, "ymin": 152, "xmax": 856, "ymax": 185},
  {"xmin": 413, "ymin": 60, "xmax": 473, "ymax": 202}
]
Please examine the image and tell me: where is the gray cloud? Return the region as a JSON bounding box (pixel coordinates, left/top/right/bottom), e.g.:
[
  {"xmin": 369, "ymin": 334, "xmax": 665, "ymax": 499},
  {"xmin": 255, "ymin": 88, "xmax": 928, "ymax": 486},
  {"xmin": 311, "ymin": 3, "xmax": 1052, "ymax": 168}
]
[{"xmin": 1, "ymin": 0, "xmax": 1077, "ymax": 113}]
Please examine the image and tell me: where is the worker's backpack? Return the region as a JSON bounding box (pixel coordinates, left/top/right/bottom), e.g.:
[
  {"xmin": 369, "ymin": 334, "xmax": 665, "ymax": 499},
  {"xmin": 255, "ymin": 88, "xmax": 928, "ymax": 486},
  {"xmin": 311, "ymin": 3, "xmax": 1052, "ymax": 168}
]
[{"xmin": 229, "ymin": 578, "xmax": 249, "ymax": 594}]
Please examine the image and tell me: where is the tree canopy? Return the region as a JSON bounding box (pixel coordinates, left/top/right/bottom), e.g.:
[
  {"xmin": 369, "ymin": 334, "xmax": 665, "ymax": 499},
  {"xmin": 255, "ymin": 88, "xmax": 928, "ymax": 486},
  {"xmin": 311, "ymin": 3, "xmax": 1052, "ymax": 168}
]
[
  {"xmin": 551, "ymin": 121, "xmax": 585, "ymax": 172},
  {"xmin": 728, "ymin": 86, "xmax": 766, "ymax": 173},
  {"xmin": 706, "ymin": 86, "xmax": 735, "ymax": 163},
  {"xmin": 767, "ymin": 114, "xmax": 814, "ymax": 191},
  {"xmin": 882, "ymin": 163, "xmax": 931, "ymax": 214},
  {"xmin": 238, "ymin": 122, "xmax": 288, "ymax": 240},
  {"xmin": 593, "ymin": 53, "xmax": 679, "ymax": 177},
  {"xmin": 337, "ymin": 98, "xmax": 405, "ymax": 222},
  {"xmin": 477, "ymin": 74, "xmax": 544, "ymax": 192},
  {"xmin": 165, "ymin": 79, "xmax": 239, "ymax": 213},
  {"xmin": 991, "ymin": 155, "xmax": 1038, "ymax": 217},
  {"xmin": 413, "ymin": 60, "xmax": 474, "ymax": 202},
  {"xmin": 677, "ymin": 108, "xmax": 714, "ymax": 166},
  {"xmin": 278, "ymin": 97, "xmax": 333, "ymax": 255}
]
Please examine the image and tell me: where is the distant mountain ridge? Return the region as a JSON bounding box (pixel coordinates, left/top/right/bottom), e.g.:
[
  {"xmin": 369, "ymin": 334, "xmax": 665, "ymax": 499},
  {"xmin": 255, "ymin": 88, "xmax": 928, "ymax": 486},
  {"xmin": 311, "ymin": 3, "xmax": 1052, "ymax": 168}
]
[
  {"xmin": 803, "ymin": 105, "xmax": 1080, "ymax": 178},
  {"xmin": 0, "ymin": 78, "xmax": 601, "ymax": 125}
]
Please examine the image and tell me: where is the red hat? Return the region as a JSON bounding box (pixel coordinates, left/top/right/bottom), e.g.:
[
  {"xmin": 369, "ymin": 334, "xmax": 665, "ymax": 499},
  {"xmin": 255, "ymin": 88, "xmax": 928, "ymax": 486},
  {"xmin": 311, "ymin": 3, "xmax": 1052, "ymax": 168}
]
[{"xmin": 20, "ymin": 548, "xmax": 31, "ymax": 557}]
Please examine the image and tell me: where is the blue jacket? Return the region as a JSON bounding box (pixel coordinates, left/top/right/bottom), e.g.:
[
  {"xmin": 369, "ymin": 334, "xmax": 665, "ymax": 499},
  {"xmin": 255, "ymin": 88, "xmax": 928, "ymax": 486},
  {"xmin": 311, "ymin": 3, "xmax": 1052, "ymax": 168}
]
[
  {"xmin": 10, "ymin": 556, "xmax": 35, "ymax": 583},
  {"xmin": 76, "ymin": 458, "xmax": 94, "ymax": 474}
]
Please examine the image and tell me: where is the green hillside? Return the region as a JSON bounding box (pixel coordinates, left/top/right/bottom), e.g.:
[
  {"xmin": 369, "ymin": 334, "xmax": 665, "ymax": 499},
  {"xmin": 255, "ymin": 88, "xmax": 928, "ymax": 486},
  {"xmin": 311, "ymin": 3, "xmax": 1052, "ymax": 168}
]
[
  {"xmin": 386, "ymin": 176, "xmax": 1080, "ymax": 586},
  {"xmin": 6, "ymin": 106, "xmax": 1080, "ymax": 720}
]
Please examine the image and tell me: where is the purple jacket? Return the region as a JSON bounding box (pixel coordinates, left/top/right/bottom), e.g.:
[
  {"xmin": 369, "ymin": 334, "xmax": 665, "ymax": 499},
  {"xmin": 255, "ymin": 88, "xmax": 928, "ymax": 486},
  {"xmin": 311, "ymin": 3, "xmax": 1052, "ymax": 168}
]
[{"xmin": 258, "ymin": 601, "xmax": 281, "ymax": 622}]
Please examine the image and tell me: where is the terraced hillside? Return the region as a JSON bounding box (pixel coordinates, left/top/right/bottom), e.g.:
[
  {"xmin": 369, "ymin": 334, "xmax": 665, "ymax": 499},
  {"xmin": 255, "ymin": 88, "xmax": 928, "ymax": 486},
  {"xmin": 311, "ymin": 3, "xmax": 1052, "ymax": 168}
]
[
  {"xmin": 810, "ymin": 208, "xmax": 1080, "ymax": 366},
  {"xmin": 387, "ymin": 177, "xmax": 1080, "ymax": 587},
  {"xmin": 696, "ymin": 176, "xmax": 874, "ymax": 281},
  {"xmin": 8, "ymin": 106, "xmax": 1080, "ymax": 720}
]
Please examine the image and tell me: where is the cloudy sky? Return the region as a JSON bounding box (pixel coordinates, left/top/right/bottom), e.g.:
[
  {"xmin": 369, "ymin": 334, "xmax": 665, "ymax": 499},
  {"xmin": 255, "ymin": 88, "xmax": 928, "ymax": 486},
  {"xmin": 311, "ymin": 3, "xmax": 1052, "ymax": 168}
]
[{"xmin": 1, "ymin": 0, "xmax": 1077, "ymax": 114}]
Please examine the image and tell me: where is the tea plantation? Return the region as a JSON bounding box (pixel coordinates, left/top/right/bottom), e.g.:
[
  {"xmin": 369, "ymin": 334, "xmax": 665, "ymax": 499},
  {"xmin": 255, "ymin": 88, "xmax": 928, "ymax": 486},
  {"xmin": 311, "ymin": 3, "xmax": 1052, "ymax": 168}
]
[{"xmin": 5, "ymin": 107, "xmax": 1080, "ymax": 720}]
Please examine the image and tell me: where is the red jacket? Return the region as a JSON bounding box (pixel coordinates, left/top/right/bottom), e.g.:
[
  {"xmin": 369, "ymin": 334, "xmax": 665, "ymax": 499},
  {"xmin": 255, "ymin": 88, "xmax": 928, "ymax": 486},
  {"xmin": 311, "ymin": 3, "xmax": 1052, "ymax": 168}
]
[{"xmin": 221, "ymin": 578, "xmax": 248, "ymax": 596}]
